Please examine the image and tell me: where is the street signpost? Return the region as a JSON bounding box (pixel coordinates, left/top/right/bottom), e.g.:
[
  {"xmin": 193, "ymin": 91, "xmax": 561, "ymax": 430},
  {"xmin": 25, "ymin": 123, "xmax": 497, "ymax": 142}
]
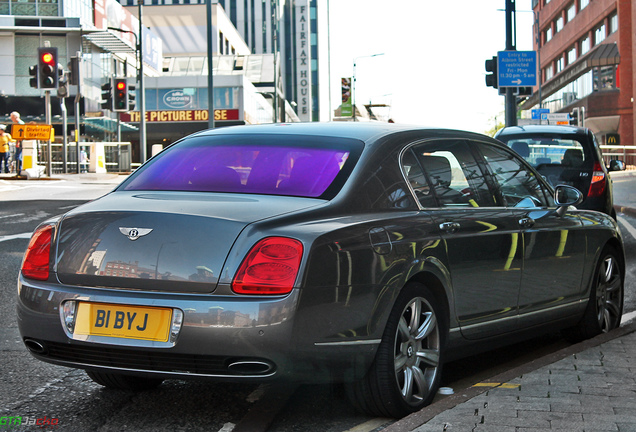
[
  {"xmin": 11, "ymin": 124, "xmax": 53, "ymax": 141},
  {"xmin": 497, "ymin": 51, "xmax": 538, "ymax": 87},
  {"xmin": 531, "ymin": 108, "xmax": 550, "ymax": 120},
  {"xmin": 541, "ymin": 113, "xmax": 570, "ymax": 125}
]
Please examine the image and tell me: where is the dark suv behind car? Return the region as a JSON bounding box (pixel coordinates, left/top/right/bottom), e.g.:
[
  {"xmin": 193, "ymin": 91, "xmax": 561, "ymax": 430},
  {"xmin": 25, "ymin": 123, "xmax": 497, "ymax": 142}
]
[{"xmin": 495, "ymin": 125, "xmax": 623, "ymax": 218}]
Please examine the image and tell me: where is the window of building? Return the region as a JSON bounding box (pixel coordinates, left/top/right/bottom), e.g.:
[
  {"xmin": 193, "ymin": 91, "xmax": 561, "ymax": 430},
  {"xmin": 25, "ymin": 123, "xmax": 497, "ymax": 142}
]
[
  {"xmin": 567, "ymin": 3, "xmax": 576, "ymax": 22},
  {"xmin": 580, "ymin": 0, "xmax": 589, "ymax": 9},
  {"xmin": 593, "ymin": 66, "xmax": 616, "ymax": 91},
  {"xmin": 594, "ymin": 24, "xmax": 606, "ymax": 45},
  {"xmin": 556, "ymin": 16, "xmax": 564, "ymax": 33},
  {"xmin": 581, "ymin": 36, "xmax": 590, "ymax": 55},
  {"xmin": 545, "ymin": 64, "xmax": 554, "ymax": 80},
  {"xmin": 567, "ymin": 46, "xmax": 577, "ymax": 64},
  {"xmin": 609, "ymin": 12, "xmax": 618, "ymax": 34},
  {"xmin": 556, "ymin": 57, "xmax": 564, "ymax": 73},
  {"xmin": 545, "ymin": 27, "xmax": 552, "ymax": 42}
]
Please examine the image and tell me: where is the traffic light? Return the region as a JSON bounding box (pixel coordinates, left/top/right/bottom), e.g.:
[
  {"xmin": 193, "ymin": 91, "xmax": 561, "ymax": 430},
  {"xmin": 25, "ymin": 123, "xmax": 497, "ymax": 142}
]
[
  {"xmin": 57, "ymin": 71, "xmax": 69, "ymax": 98},
  {"xmin": 112, "ymin": 78, "xmax": 128, "ymax": 112},
  {"xmin": 68, "ymin": 56, "xmax": 80, "ymax": 86},
  {"xmin": 485, "ymin": 56, "xmax": 498, "ymax": 88},
  {"xmin": 128, "ymin": 84, "xmax": 136, "ymax": 111},
  {"xmin": 101, "ymin": 79, "xmax": 113, "ymax": 110},
  {"xmin": 38, "ymin": 47, "xmax": 58, "ymax": 89},
  {"xmin": 29, "ymin": 65, "xmax": 39, "ymax": 88},
  {"xmin": 518, "ymin": 87, "xmax": 532, "ymax": 97}
]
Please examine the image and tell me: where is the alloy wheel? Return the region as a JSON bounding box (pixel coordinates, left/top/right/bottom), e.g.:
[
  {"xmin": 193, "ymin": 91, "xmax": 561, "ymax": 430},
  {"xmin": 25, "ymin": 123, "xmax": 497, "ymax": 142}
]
[
  {"xmin": 393, "ymin": 297, "xmax": 441, "ymax": 406},
  {"xmin": 596, "ymin": 255, "xmax": 623, "ymax": 332}
]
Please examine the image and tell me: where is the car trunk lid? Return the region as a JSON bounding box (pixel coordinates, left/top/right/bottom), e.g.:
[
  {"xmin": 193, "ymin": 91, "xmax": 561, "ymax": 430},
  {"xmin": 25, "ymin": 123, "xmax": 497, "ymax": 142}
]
[{"xmin": 55, "ymin": 192, "xmax": 322, "ymax": 293}]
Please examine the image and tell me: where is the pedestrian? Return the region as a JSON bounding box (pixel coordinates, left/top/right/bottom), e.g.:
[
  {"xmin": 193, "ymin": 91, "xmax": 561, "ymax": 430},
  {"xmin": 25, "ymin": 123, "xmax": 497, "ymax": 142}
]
[
  {"xmin": 0, "ymin": 125, "xmax": 15, "ymax": 174},
  {"xmin": 10, "ymin": 111, "xmax": 24, "ymax": 175}
]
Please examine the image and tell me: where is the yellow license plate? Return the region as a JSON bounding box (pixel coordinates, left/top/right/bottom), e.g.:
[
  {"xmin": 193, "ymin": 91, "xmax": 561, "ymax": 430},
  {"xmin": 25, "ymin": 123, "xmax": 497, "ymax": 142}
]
[{"xmin": 74, "ymin": 303, "xmax": 172, "ymax": 342}]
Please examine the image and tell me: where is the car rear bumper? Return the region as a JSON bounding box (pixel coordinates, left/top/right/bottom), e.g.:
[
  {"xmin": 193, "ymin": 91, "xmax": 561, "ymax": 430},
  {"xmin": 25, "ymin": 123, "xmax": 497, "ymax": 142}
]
[{"xmin": 16, "ymin": 278, "xmax": 378, "ymax": 383}]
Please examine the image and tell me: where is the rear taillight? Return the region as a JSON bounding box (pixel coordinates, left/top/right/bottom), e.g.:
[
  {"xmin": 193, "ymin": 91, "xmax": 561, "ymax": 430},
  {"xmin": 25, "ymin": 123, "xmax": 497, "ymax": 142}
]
[
  {"xmin": 21, "ymin": 225, "xmax": 53, "ymax": 281},
  {"xmin": 232, "ymin": 237, "xmax": 303, "ymax": 295},
  {"xmin": 588, "ymin": 161, "xmax": 606, "ymax": 198}
]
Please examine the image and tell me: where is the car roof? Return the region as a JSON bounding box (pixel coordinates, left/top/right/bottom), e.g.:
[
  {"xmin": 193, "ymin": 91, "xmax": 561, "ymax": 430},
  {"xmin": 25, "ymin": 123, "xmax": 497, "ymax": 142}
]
[
  {"xmin": 495, "ymin": 124, "xmax": 589, "ymax": 138},
  {"xmin": 186, "ymin": 122, "xmax": 497, "ymax": 150}
]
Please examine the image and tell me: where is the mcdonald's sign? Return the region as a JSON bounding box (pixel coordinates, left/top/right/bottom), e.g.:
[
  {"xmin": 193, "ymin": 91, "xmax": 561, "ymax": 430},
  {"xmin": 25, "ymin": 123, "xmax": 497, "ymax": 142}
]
[{"xmin": 607, "ymin": 133, "xmax": 620, "ymax": 145}]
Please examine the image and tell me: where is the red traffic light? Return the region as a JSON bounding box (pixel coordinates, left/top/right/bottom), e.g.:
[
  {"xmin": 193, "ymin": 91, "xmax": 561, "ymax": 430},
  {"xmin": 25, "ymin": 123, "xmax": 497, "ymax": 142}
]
[
  {"xmin": 41, "ymin": 52, "xmax": 54, "ymax": 64},
  {"xmin": 116, "ymin": 81, "xmax": 126, "ymax": 91}
]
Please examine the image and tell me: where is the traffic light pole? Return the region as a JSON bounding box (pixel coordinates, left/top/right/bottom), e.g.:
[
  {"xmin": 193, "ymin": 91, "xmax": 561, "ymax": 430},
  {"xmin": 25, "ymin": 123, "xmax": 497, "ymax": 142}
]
[
  {"xmin": 45, "ymin": 90, "xmax": 52, "ymax": 177},
  {"xmin": 505, "ymin": 0, "xmax": 518, "ymax": 127}
]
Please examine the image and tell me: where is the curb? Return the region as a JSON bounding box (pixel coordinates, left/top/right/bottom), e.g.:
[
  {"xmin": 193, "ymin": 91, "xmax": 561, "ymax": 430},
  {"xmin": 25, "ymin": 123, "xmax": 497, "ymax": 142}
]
[{"xmin": 383, "ymin": 319, "xmax": 636, "ymax": 432}]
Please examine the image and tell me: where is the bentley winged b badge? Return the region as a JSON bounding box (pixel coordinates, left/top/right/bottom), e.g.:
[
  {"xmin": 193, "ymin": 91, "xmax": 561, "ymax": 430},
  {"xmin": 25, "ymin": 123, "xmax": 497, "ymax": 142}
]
[{"xmin": 119, "ymin": 227, "xmax": 153, "ymax": 241}]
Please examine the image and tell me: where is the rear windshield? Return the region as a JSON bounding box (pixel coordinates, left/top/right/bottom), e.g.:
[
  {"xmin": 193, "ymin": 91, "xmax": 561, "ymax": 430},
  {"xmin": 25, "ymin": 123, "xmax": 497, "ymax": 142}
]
[
  {"xmin": 120, "ymin": 134, "xmax": 363, "ymax": 198},
  {"xmin": 499, "ymin": 136, "xmax": 590, "ymax": 169}
]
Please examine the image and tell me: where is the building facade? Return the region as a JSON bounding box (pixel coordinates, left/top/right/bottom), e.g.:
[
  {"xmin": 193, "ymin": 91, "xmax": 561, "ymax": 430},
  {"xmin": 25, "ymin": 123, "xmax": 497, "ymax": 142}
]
[
  {"xmin": 523, "ymin": 0, "xmax": 633, "ymax": 146},
  {"xmin": 119, "ymin": 0, "xmax": 326, "ymax": 122}
]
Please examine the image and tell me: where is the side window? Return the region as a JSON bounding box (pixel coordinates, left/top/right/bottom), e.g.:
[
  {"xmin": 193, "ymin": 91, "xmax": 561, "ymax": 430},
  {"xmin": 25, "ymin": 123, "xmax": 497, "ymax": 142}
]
[
  {"xmin": 478, "ymin": 143, "xmax": 550, "ymax": 208},
  {"xmin": 412, "ymin": 140, "xmax": 495, "ymax": 208},
  {"xmin": 401, "ymin": 149, "xmax": 436, "ymax": 208}
]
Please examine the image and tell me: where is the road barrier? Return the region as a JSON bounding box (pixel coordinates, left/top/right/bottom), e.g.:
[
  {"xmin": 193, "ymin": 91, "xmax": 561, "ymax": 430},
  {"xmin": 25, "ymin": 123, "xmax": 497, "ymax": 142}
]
[
  {"xmin": 38, "ymin": 142, "xmax": 132, "ymax": 174},
  {"xmin": 600, "ymin": 145, "xmax": 636, "ymax": 170}
]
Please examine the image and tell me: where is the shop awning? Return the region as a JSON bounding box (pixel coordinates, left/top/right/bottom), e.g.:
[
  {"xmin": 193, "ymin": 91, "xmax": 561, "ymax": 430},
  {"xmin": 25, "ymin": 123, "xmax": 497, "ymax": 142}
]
[
  {"xmin": 588, "ymin": 42, "xmax": 620, "ymax": 67},
  {"xmin": 84, "ymin": 117, "xmax": 138, "ymax": 133},
  {"xmin": 521, "ymin": 42, "xmax": 620, "ymax": 109},
  {"xmin": 82, "ymin": 31, "xmax": 136, "ymax": 54}
]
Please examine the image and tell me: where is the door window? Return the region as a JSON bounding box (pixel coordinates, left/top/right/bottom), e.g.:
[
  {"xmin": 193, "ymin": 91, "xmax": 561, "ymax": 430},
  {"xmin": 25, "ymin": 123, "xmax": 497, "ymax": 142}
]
[
  {"xmin": 477, "ymin": 144, "xmax": 551, "ymax": 208},
  {"xmin": 411, "ymin": 140, "xmax": 494, "ymax": 208}
]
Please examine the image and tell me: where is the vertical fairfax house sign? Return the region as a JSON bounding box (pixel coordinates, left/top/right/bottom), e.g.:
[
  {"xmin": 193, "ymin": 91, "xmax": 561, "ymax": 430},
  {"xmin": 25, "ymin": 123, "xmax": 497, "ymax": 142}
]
[{"xmin": 295, "ymin": 0, "xmax": 312, "ymax": 121}]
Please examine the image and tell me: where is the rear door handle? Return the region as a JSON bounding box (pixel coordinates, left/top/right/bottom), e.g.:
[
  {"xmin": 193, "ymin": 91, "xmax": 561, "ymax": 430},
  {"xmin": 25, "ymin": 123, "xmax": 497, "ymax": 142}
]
[
  {"xmin": 439, "ymin": 222, "xmax": 460, "ymax": 233},
  {"xmin": 519, "ymin": 217, "xmax": 535, "ymax": 228}
]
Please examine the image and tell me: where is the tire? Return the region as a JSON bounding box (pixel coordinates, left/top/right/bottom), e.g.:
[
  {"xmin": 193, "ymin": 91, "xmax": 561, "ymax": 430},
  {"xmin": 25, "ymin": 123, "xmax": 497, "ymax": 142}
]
[
  {"xmin": 347, "ymin": 282, "xmax": 446, "ymax": 418},
  {"xmin": 562, "ymin": 245, "xmax": 624, "ymax": 343},
  {"xmin": 86, "ymin": 370, "xmax": 164, "ymax": 391}
]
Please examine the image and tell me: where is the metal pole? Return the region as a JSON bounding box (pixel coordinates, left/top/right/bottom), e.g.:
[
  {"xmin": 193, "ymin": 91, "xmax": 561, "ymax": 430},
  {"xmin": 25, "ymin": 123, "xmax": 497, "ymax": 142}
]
[
  {"xmin": 61, "ymin": 99, "xmax": 67, "ymax": 173},
  {"xmin": 272, "ymin": 0, "xmax": 278, "ymax": 123},
  {"xmin": 206, "ymin": 0, "xmax": 215, "ymax": 129},
  {"xmin": 74, "ymin": 51, "xmax": 81, "ymax": 174},
  {"xmin": 45, "ymin": 90, "xmax": 52, "ymax": 176},
  {"xmin": 535, "ymin": 11, "xmax": 542, "ymax": 109},
  {"xmin": 505, "ymin": 0, "xmax": 518, "ymax": 127},
  {"xmin": 138, "ymin": 2, "xmax": 147, "ymax": 163},
  {"xmin": 352, "ymin": 60, "xmax": 357, "ymax": 121}
]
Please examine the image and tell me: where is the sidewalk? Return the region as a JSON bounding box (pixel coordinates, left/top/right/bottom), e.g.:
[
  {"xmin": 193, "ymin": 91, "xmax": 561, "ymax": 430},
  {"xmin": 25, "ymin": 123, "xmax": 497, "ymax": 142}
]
[{"xmin": 384, "ymin": 320, "xmax": 636, "ymax": 432}]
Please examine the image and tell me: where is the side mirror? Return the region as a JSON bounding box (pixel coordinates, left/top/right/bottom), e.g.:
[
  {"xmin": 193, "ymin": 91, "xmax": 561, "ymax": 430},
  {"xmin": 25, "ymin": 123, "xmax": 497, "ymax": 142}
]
[
  {"xmin": 554, "ymin": 185, "xmax": 583, "ymax": 216},
  {"xmin": 608, "ymin": 160, "xmax": 626, "ymax": 172}
]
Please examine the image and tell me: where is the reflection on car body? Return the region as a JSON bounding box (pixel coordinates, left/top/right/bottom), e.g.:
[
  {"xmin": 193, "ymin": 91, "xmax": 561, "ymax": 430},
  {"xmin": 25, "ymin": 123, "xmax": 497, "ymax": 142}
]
[{"xmin": 18, "ymin": 122, "xmax": 624, "ymax": 418}]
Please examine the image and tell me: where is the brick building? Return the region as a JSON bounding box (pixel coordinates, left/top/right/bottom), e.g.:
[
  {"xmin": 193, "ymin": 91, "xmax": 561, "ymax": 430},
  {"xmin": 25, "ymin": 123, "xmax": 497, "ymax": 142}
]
[{"xmin": 523, "ymin": 0, "xmax": 632, "ymax": 146}]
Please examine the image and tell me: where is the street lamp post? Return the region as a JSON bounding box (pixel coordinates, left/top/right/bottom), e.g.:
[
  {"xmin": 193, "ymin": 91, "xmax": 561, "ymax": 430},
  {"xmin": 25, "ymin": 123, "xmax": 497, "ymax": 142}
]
[{"xmin": 352, "ymin": 53, "xmax": 384, "ymax": 121}]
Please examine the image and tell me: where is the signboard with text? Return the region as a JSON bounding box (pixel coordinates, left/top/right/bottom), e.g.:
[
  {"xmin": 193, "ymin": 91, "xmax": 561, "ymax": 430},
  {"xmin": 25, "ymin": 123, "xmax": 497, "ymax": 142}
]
[
  {"xmin": 11, "ymin": 124, "xmax": 52, "ymax": 140},
  {"xmin": 498, "ymin": 51, "xmax": 537, "ymax": 87},
  {"xmin": 125, "ymin": 109, "xmax": 240, "ymax": 123}
]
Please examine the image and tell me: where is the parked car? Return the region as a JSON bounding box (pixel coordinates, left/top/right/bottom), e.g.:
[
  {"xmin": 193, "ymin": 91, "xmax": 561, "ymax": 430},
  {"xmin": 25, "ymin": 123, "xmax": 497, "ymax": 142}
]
[
  {"xmin": 18, "ymin": 122, "xmax": 624, "ymax": 418},
  {"xmin": 495, "ymin": 124, "xmax": 624, "ymax": 218}
]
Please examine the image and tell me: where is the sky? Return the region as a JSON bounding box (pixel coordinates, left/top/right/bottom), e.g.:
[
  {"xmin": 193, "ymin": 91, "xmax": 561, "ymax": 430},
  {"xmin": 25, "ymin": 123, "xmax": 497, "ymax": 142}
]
[{"xmin": 325, "ymin": 0, "xmax": 535, "ymax": 134}]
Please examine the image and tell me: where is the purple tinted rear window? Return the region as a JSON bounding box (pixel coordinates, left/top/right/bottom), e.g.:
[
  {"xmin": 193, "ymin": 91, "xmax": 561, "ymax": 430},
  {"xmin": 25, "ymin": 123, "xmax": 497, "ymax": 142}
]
[{"xmin": 122, "ymin": 141, "xmax": 352, "ymax": 198}]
